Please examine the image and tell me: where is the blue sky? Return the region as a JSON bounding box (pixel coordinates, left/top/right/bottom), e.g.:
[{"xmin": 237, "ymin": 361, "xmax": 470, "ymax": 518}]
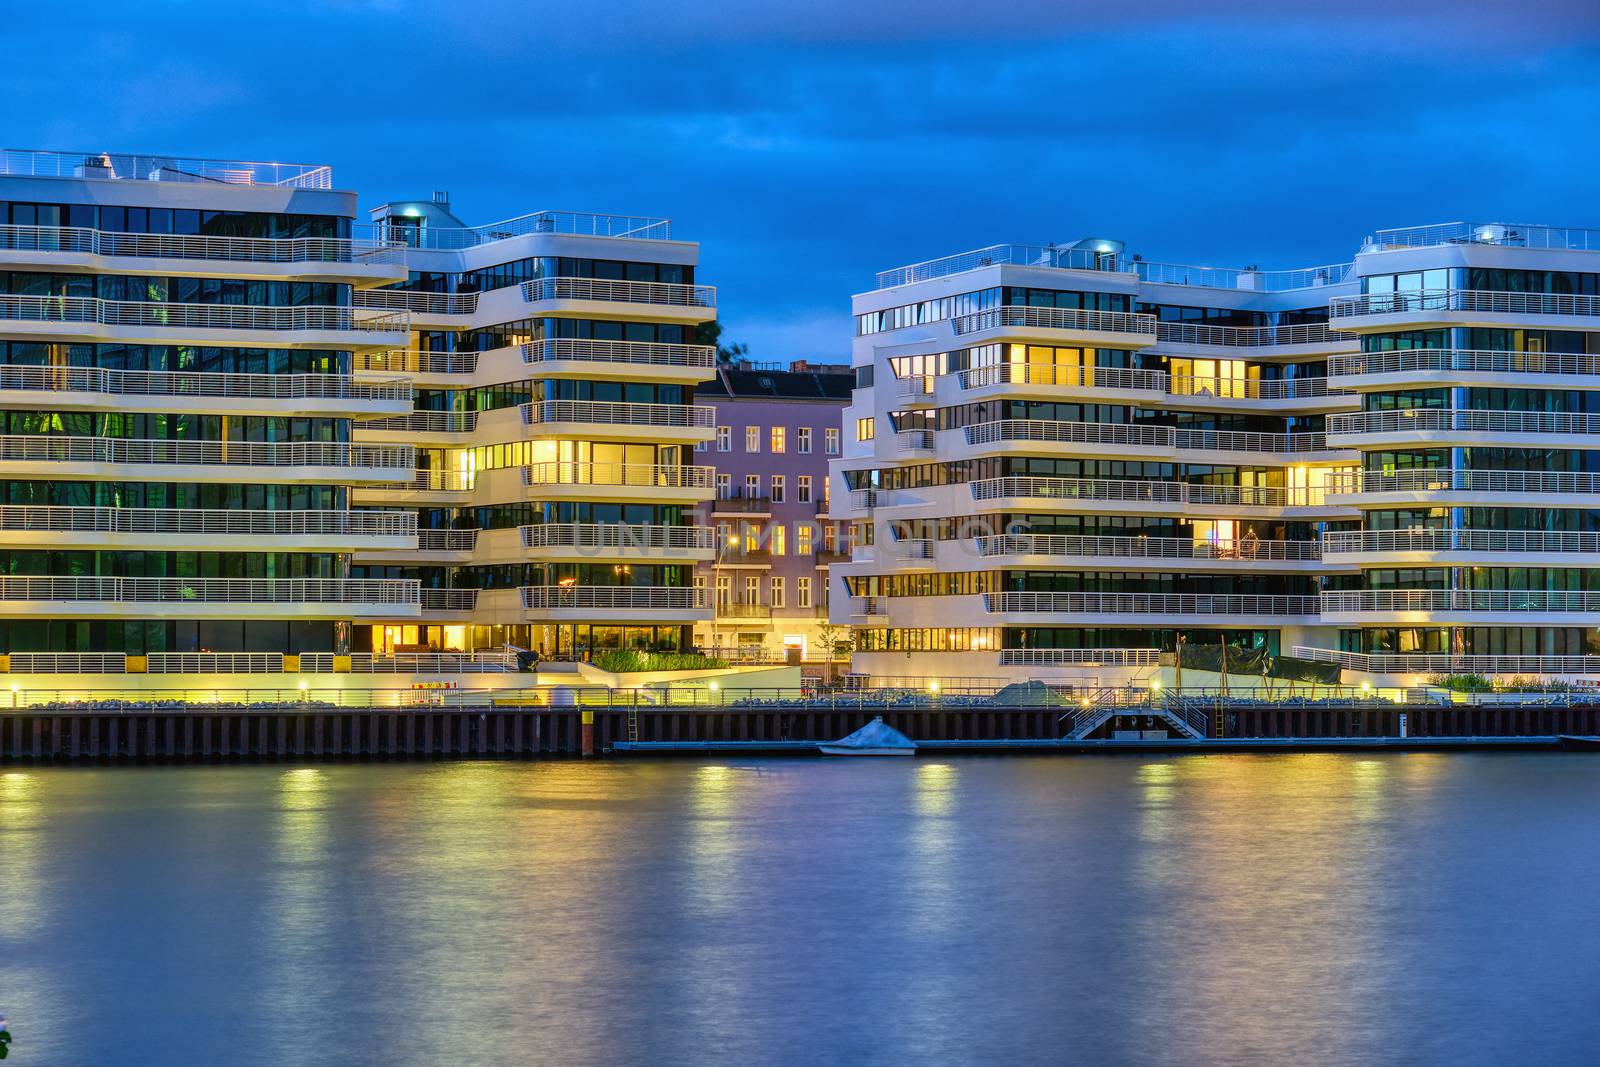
[{"xmin": 5, "ymin": 0, "xmax": 1599, "ymax": 358}]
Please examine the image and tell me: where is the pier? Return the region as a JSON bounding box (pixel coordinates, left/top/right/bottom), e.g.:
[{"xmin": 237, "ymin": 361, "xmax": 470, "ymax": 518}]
[{"xmin": 5, "ymin": 699, "xmax": 1600, "ymax": 762}]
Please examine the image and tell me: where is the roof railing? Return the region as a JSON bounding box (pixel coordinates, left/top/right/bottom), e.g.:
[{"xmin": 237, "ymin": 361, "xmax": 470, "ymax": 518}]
[
  {"xmin": 0, "ymin": 149, "xmax": 332, "ymax": 189},
  {"xmin": 1364, "ymin": 222, "xmax": 1600, "ymax": 253},
  {"xmin": 376, "ymin": 210, "xmax": 672, "ymax": 249}
]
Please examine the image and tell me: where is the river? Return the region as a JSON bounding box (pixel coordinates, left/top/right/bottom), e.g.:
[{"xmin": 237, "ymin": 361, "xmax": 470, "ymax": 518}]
[{"xmin": 3, "ymin": 754, "xmax": 1599, "ymax": 1065}]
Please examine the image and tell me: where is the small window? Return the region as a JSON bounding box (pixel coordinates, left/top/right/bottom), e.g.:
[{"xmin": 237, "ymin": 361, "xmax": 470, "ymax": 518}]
[
  {"xmin": 716, "ymin": 425, "xmax": 731, "ymax": 452},
  {"xmin": 745, "ymin": 426, "xmax": 760, "ymax": 453},
  {"xmin": 771, "ymin": 475, "xmax": 785, "ymax": 503},
  {"xmin": 797, "ymin": 576, "xmax": 813, "ymax": 608},
  {"xmin": 856, "ymin": 417, "xmax": 875, "ymax": 442},
  {"xmin": 797, "ymin": 427, "xmax": 812, "ymax": 454},
  {"xmin": 825, "ymin": 428, "xmax": 840, "ymax": 455},
  {"xmin": 745, "ymin": 473, "xmax": 761, "ymax": 498},
  {"xmin": 771, "ymin": 426, "xmax": 786, "ymax": 453},
  {"xmin": 797, "ymin": 475, "xmax": 813, "ymax": 503},
  {"xmin": 770, "ymin": 576, "xmax": 786, "ymax": 608}
]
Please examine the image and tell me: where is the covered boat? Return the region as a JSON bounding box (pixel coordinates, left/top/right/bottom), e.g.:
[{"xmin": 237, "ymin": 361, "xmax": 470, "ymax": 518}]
[{"xmin": 819, "ymin": 716, "xmax": 916, "ymax": 756}]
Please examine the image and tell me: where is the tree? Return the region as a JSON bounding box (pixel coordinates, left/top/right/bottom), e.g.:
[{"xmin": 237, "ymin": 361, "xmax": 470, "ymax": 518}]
[{"xmin": 695, "ymin": 320, "xmax": 749, "ymax": 365}]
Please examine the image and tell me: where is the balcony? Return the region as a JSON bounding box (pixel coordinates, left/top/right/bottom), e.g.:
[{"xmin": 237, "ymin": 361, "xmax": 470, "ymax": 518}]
[
  {"xmin": 0, "ymin": 224, "xmax": 406, "ymax": 285},
  {"xmin": 0, "ymin": 576, "xmax": 419, "ymax": 619},
  {"xmin": 521, "ymin": 338, "xmax": 716, "ymax": 382},
  {"xmin": 0, "ymin": 295, "xmax": 408, "ymax": 349},
  {"xmin": 849, "ymin": 595, "xmax": 889, "ymax": 620},
  {"xmin": 0, "ymin": 436, "xmax": 414, "ymax": 485},
  {"xmin": 1328, "ymin": 408, "xmax": 1600, "ymax": 449},
  {"xmin": 0, "ymin": 364, "xmax": 411, "ymax": 417},
  {"xmin": 354, "ymin": 289, "xmax": 479, "ymax": 315},
  {"xmin": 1293, "ymin": 645, "xmax": 1600, "ymax": 676},
  {"xmin": 1323, "ymin": 528, "xmax": 1600, "ymax": 566},
  {"xmin": 1321, "ymin": 589, "xmax": 1600, "ymax": 624},
  {"xmin": 521, "ymin": 399, "xmax": 716, "ymax": 443},
  {"xmin": 957, "ymin": 363, "xmax": 1167, "ymax": 398},
  {"xmin": 716, "ymin": 603, "xmax": 773, "ymax": 621},
  {"xmin": 519, "ymin": 584, "xmax": 711, "ymax": 622},
  {"xmin": 983, "ymin": 591, "xmax": 1321, "ymax": 623},
  {"xmin": 969, "ymin": 476, "xmax": 1352, "ymax": 518},
  {"xmin": 1328, "ymin": 348, "xmax": 1600, "ymax": 389},
  {"xmin": 520, "ymin": 522, "xmax": 717, "ymax": 561},
  {"xmin": 418, "ymin": 588, "xmax": 480, "ymax": 619},
  {"xmin": 897, "ymin": 375, "xmax": 936, "ymax": 407},
  {"xmin": 961, "ymin": 419, "xmax": 1341, "ymax": 461},
  {"xmin": 894, "ymin": 428, "xmax": 936, "ymax": 454},
  {"xmin": 974, "ymin": 533, "xmax": 1327, "ymax": 570},
  {"xmin": 373, "ymin": 210, "xmax": 673, "ymax": 250},
  {"xmin": 355, "ymin": 350, "xmax": 480, "ymax": 376},
  {"xmin": 0, "ymin": 505, "xmax": 415, "ymax": 551},
  {"xmin": 1153, "ymin": 321, "xmax": 1346, "ymax": 353},
  {"xmin": 875, "ymin": 243, "xmax": 1124, "ymax": 288},
  {"xmin": 1361, "ymin": 222, "xmax": 1600, "ymax": 252},
  {"xmin": 1328, "ymin": 289, "xmax": 1600, "ymax": 331},
  {"xmin": 522, "ymin": 461, "xmax": 717, "ymax": 503},
  {"xmin": 709, "ymin": 491, "xmax": 772, "ymax": 516},
  {"xmin": 949, "ymin": 305, "xmax": 1157, "ymax": 347},
  {"xmin": 356, "ymin": 410, "xmax": 480, "ymax": 445},
  {"xmin": 1327, "ymin": 468, "xmax": 1600, "ymax": 507},
  {"xmin": 520, "ymin": 277, "xmax": 716, "ymax": 323}
]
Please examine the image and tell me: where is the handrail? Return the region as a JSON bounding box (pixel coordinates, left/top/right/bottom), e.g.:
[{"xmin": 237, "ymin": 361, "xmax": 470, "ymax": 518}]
[
  {"xmin": 1293, "ymin": 645, "xmax": 1600, "ymax": 672},
  {"xmin": 1323, "ymin": 590, "xmax": 1600, "ymax": 613},
  {"xmin": 356, "ymin": 350, "xmax": 479, "ymax": 375},
  {"xmin": 0, "ymin": 363, "xmax": 409, "ymax": 402},
  {"xmin": 0, "ymin": 294, "xmax": 407, "ymax": 333},
  {"xmin": 963, "ymin": 419, "xmax": 1333, "ymax": 454},
  {"xmin": 1323, "ymin": 529, "xmax": 1600, "ymax": 555},
  {"xmin": 0, "ymin": 576, "xmax": 418, "ymax": 603},
  {"xmin": 522, "ymin": 400, "xmax": 716, "ymax": 428},
  {"xmin": 361, "ymin": 410, "xmax": 479, "ymax": 433},
  {"xmin": 970, "ymin": 475, "xmax": 1335, "ymax": 509},
  {"xmin": 522, "ymin": 461, "xmax": 717, "ymax": 489},
  {"xmin": 985, "ymin": 592, "xmax": 1321, "ymax": 615},
  {"xmin": 519, "ymin": 585, "xmax": 711, "ymax": 610},
  {"xmin": 976, "ymin": 533, "xmax": 1321, "ymax": 561},
  {"xmin": 521, "ymin": 277, "xmax": 716, "ymax": 308},
  {"xmin": 956, "ymin": 363, "xmax": 1166, "ymax": 392},
  {"xmin": 376, "ymin": 210, "xmax": 672, "ymax": 249},
  {"xmin": 354, "ymin": 289, "xmax": 478, "ymax": 314},
  {"xmin": 406, "ymin": 468, "xmax": 476, "ymax": 492},
  {"xmin": 1330, "ymin": 289, "xmax": 1600, "ymax": 320},
  {"xmin": 521, "ymin": 522, "xmax": 717, "ymax": 550},
  {"xmin": 1329, "ymin": 468, "xmax": 1600, "ymax": 496},
  {"xmin": 0, "ymin": 148, "xmax": 332, "ymax": 188},
  {"xmin": 997, "ymin": 648, "xmax": 1163, "ymax": 666},
  {"xmin": 875, "ymin": 244, "xmax": 1123, "ymax": 288},
  {"xmin": 0, "ymin": 223, "xmax": 402, "ymax": 263},
  {"xmin": 415, "ymin": 529, "xmax": 480, "ymax": 551},
  {"xmin": 0, "ymin": 505, "xmax": 414, "ymax": 537},
  {"xmin": 1328, "ymin": 348, "xmax": 1600, "ymax": 379},
  {"xmin": 1154, "ymin": 321, "xmax": 1339, "ymax": 347},
  {"xmin": 0, "ymin": 435, "xmax": 414, "ymax": 469},
  {"xmin": 1328, "ymin": 408, "xmax": 1600, "ymax": 437},
  {"xmin": 1166, "ymin": 375, "xmax": 1342, "ymax": 400},
  {"xmin": 522, "ymin": 338, "xmax": 716, "ymax": 369},
  {"xmin": 1364, "ymin": 221, "xmax": 1600, "ymax": 252},
  {"xmin": 420, "ymin": 588, "xmax": 479, "ymax": 611},
  {"xmin": 1136, "ymin": 261, "xmax": 1352, "ymax": 292},
  {"xmin": 951, "ymin": 305, "xmax": 1157, "ymax": 337}
]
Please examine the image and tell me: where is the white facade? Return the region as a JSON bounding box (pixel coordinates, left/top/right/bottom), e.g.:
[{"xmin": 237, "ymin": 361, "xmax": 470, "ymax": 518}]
[{"xmin": 833, "ymin": 224, "xmax": 1600, "ymax": 687}]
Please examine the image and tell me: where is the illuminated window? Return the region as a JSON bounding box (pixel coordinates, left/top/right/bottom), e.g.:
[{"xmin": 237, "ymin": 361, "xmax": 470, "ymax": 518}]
[
  {"xmin": 796, "ymin": 524, "xmax": 813, "ymax": 554},
  {"xmin": 771, "ymin": 524, "xmax": 786, "ymax": 556},
  {"xmin": 856, "ymin": 417, "xmax": 875, "ymax": 442},
  {"xmin": 771, "ymin": 426, "xmax": 786, "ymax": 453}
]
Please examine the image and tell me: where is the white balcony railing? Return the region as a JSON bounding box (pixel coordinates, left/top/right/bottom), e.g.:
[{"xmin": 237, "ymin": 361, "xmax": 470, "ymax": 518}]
[
  {"xmin": 1166, "ymin": 375, "xmax": 1342, "ymax": 400},
  {"xmin": 1321, "ymin": 590, "xmax": 1600, "ymax": 614},
  {"xmin": 375, "ymin": 210, "xmax": 671, "ymax": 249},
  {"xmin": 1328, "ymin": 408, "xmax": 1600, "ymax": 438},
  {"xmin": 297, "ymin": 651, "xmax": 519, "ymax": 673},
  {"xmin": 521, "ymin": 400, "xmax": 716, "ymax": 428},
  {"xmin": 360, "ymin": 411, "xmax": 479, "ymax": 434},
  {"xmin": 520, "ymin": 522, "xmax": 717, "ymax": 552},
  {"xmin": 0, "ymin": 506, "xmax": 414, "ymax": 538},
  {"xmin": 0, "ymin": 436, "xmax": 414, "ymax": 471},
  {"xmin": 997, "ymin": 648, "xmax": 1163, "ymax": 666},
  {"xmin": 522, "ymin": 461, "xmax": 717, "ymax": 490},
  {"xmin": 1153, "ymin": 322, "xmax": 1340, "ymax": 348},
  {"xmin": 415, "ymin": 529, "xmax": 480, "ymax": 552},
  {"xmin": 970, "ymin": 476, "xmax": 1334, "ymax": 509},
  {"xmin": 956, "ymin": 363, "xmax": 1166, "ymax": 392},
  {"xmin": 975, "ymin": 534, "xmax": 1322, "ymax": 561},
  {"xmin": 521, "ymin": 277, "xmax": 716, "ymax": 308},
  {"xmin": 354, "ymin": 289, "xmax": 479, "ymax": 314},
  {"xmin": 1363, "ymin": 222, "xmax": 1600, "ymax": 253},
  {"xmin": 0, "ymin": 576, "xmax": 418, "ymax": 604},
  {"xmin": 1329, "ymin": 289, "xmax": 1600, "ymax": 321},
  {"xmin": 1136, "ymin": 262, "xmax": 1352, "ymax": 292},
  {"xmin": 519, "ymin": 585, "xmax": 710, "ymax": 611},
  {"xmin": 1323, "ymin": 529, "xmax": 1600, "ymax": 556},
  {"xmin": 355, "ymin": 350, "xmax": 479, "ymax": 375},
  {"xmin": 420, "ymin": 588, "xmax": 479, "ymax": 612},
  {"xmin": 0, "ymin": 149, "xmax": 332, "ymax": 189},
  {"xmin": 0, "ymin": 295, "xmax": 407, "ymax": 333},
  {"xmin": 1293, "ymin": 645, "xmax": 1600, "ymax": 674},
  {"xmin": 984, "ymin": 592, "xmax": 1321, "ymax": 616},
  {"xmin": 405, "ymin": 468, "xmax": 477, "ymax": 493},
  {"xmin": 874, "ymin": 243, "xmax": 1122, "ymax": 288},
  {"xmin": 962, "ymin": 419, "xmax": 1332, "ymax": 455},
  {"xmin": 0, "ymin": 364, "xmax": 409, "ymax": 403},
  {"xmin": 895, "ymin": 429, "xmax": 935, "ymax": 453},
  {"xmin": 0, "ymin": 224, "xmax": 400, "ymax": 264},
  {"xmin": 1328, "ymin": 469, "xmax": 1600, "ymax": 497},
  {"xmin": 521, "ymin": 338, "xmax": 716, "ymax": 370},
  {"xmin": 950, "ymin": 305, "xmax": 1157, "ymax": 338},
  {"xmin": 1328, "ymin": 348, "xmax": 1600, "ymax": 380}
]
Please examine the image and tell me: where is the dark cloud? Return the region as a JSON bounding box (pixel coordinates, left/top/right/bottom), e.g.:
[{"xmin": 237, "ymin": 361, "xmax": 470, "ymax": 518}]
[{"xmin": 2, "ymin": 1, "xmax": 1598, "ymax": 356}]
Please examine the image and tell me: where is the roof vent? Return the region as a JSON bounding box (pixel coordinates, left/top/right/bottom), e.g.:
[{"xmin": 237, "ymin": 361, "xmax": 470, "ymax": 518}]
[{"xmin": 433, "ymin": 190, "xmax": 450, "ymax": 207}]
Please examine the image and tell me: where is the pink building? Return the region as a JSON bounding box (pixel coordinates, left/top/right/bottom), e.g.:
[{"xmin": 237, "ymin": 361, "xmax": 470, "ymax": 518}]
[{"xmin": 693, "ymin": 360, "xmax": 852, "ymax": 659}]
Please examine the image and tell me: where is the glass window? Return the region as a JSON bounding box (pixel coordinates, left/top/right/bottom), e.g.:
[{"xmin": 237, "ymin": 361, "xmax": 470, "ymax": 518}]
[
  {"xmin": 770, "ymin": 577, "xmax": 786, "ymax": 608},
  {"xmin": 798, "ymin": 476, "xmax": 812, "ymax": 503},
  {"xmin": 745, "ymin": 426, "xmax": 760, "ymax": 453},
  {"xmin": 825, "ymin": 428, "xmax": 840, "ymax": 455},
  {"xmin": 716, "ymin": 425, "xmax": 731, "ymax": 452},
  {"xmin": 771, "ymin": 426, "xmax": 786, "ymax": 453},
  {"xmin": 798, "ymin": 576, "xmax": 813, "ymax": 608},
  {"xmin": 798, "ymin": 427, "xmax": 812, "ymax": 454},
  {"xmin": 771, "ymin": 475, "xmax": 785, "ymax": 503}
]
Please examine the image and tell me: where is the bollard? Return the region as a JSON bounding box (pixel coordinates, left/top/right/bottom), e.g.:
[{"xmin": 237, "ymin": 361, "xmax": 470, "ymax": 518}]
[{"xmin": 581, "ymin": 709, "xmax": 595, "ymax": 757}]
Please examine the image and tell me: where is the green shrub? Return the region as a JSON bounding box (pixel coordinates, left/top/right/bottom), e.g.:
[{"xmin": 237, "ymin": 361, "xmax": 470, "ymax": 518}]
[{"xmin": 592, "ymin": 650, "xmax": 729, "ymax": 673}]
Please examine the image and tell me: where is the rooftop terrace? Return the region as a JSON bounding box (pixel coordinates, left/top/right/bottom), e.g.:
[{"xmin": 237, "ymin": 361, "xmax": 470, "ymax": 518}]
[{"xmin": 0, "ymin": 148, "xmax": 332, "ymax": 189}]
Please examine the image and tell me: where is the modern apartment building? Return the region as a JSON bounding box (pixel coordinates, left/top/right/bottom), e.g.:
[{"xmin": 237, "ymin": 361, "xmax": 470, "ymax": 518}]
[
  {"xmin": 0, "ymin": 149, "xmax": 417, "ymax": 664},
  {"xmin": 834, "ymin": 223, "xmax": 1600, "ymax": 687},
  {"xmin": 691, "ymin": 360, "xmax": 850, "ymax": 659},
  {"xmin": 349, "ymin": 193, "xmax": 718, "ymax": 662},
  {"xmin": 0, "ymin": 148, "xmax": 717, "ymax": 679}
]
